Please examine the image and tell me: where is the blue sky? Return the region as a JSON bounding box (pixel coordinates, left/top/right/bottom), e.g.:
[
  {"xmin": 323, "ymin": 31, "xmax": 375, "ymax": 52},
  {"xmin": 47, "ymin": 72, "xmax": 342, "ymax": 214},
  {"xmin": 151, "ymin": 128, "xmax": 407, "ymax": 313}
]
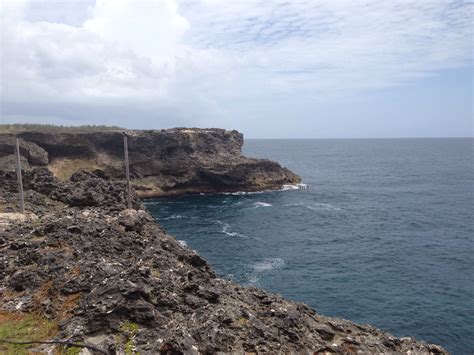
[{"xmin": 0, "ymin": 0, "xmax": 472, "ymax": 138}]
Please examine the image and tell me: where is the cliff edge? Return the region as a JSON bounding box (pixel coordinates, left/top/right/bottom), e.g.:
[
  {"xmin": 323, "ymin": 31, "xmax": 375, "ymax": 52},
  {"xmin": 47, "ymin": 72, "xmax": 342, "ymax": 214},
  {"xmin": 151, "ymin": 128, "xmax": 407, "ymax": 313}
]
[
  {"xmin": 0, "ymin": 127, "xmax": 301, "ymax": 197},
  {"xmin": 0, "ymin": 169, "xmax": 447, "ymax": 354}
]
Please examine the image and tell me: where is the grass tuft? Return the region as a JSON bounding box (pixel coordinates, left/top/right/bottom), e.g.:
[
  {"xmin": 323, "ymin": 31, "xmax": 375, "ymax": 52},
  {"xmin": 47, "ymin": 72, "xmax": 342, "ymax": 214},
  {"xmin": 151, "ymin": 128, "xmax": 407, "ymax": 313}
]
[
  {"xmin": 0, "ymin": 124, "xmax": 123, "ymax": 134},
  {"xmin": 119, "ymin": 322, "xmax": 140, "ymax": 354},
  {"xmin": 0, "ymin": 312, "xmax": 57, "ymax": 354}
]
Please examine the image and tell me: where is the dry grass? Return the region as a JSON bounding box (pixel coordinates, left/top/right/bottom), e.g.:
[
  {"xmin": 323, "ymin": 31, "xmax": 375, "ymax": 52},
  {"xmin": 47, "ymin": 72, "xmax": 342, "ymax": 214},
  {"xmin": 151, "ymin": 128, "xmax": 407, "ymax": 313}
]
[
  {"xmin": 0, "ymin": 311, "xmax": 58, "ymax": 354},
  {"xmin": 48, "ymin": 158, "xmax": 103, "ymax": 181},
  {"xmin": 32, "ymin": 281, "xmax": 54, "ymax": 313},
  {"xmin": 48, "ymin": 153, "xmax": 122, "ymax": 180},
  {"xmin": 0, "ymin": 124, "xmax": 123, "ymax": 134},
  {"xmin": 58, "ymin": 293, "xmax": 81, "ymax": 322},
  {"xmin": 40, "ymin": 241, "xmax": 74, "ymax": 255},
  {"xmin": 30, "ymin": 278, "xmax": 81, "ymax": 323},
  {"xmin": 0, "ymin": 212, "xmax": 39, "ymax": 227}
]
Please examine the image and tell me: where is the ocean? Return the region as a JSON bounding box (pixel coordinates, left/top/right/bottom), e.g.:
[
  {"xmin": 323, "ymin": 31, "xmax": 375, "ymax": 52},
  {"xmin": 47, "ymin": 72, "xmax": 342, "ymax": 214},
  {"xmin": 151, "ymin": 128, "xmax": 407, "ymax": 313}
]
[{"xmin": 145, "ymin": 138, "xmax": 473, "ymax": 354}]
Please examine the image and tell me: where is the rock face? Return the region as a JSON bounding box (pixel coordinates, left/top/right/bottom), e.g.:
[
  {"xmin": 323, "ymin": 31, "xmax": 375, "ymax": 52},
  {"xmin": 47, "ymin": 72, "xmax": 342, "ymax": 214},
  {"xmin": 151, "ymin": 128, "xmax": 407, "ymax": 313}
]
[
  {"xmin": 0, "ymin": 128, "xmax": 300, "ymax": 197},
  {"xmin": 0, "ymin": 169, "xmax": 447, "ymax": 354}
]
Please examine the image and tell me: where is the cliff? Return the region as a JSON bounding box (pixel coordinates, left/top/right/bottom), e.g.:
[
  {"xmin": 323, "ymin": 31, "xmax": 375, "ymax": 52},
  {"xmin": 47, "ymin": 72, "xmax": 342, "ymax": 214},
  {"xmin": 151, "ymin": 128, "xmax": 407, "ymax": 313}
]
[
  {"xmin": 0, "ymin": 128, "xmax": 301, "ymax": 197},
  {"xmin": 0, "ymin": 169, "xmax": 447, "ymax": 354}
]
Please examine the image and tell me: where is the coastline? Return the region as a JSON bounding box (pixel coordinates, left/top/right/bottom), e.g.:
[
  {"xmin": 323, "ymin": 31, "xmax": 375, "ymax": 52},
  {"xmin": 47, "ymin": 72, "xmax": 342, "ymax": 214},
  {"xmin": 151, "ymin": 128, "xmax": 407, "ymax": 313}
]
[
  {"xmin": 136, "ymin": 183, "xmax": 308, "ymax": 198},
  {"xmin": 0, "ymin": 128, "xmax": 301, "ymax": 198},
  {"xmin": 0, "ymin": 168, "xmax": 448, "ymax": 353}
]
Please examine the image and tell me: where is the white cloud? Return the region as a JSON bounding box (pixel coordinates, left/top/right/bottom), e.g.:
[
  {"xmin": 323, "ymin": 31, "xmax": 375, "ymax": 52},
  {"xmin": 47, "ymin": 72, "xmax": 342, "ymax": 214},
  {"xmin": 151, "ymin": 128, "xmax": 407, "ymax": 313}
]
[
  {"xmin": 179, "ymin": 0, "xmax": 472, "ymax": 95},
  {"xmin": 0, "ymin": 0, "xmax": 28, "ymax": 20},
  {"xmin": 1, "ymin": 1, "xmax": 184, "ymax": 118},
  {"xmin": 84, "ymin": 0, "xmax": 189, "ymax": 61},
  {"xmin": 0, "ymin": 0, "xmax": 472, "ymax": 135}
]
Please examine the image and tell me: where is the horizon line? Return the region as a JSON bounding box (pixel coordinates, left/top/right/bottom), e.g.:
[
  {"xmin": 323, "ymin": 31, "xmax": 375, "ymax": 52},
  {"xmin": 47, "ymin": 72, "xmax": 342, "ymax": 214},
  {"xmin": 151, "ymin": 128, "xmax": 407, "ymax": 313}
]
[{"xmin": 245, "ymin": 136, "xmax": 474, "ymax": 140}]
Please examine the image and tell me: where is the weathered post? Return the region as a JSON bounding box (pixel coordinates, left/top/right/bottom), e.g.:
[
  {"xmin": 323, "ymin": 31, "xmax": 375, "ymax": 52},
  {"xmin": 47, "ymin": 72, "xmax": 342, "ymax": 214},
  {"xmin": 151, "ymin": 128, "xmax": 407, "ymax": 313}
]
[
  {"xmin": 14, "ymin": 138, "xmax": 25, "ymax": 214},
  {"xmin": 123, "ymin": 133, "xmax": 132, "ymax": 209}
]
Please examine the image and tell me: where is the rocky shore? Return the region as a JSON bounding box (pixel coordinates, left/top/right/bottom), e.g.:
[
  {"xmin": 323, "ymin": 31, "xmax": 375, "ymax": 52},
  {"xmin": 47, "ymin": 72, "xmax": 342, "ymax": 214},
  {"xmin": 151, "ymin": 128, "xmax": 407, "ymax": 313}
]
[
  {"xmin": 0, "ymin": 128, "xmax": 300, "ymax": 197},
  {"xmin": 0, "ymin": 168, "xmax": 447, "ymax": 354}
]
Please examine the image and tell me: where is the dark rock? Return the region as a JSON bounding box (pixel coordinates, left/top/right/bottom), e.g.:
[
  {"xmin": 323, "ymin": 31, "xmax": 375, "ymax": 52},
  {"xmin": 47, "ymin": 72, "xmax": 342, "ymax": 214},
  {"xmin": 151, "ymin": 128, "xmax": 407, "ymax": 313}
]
[
  {"xmin": 0, "ymin": 138, "xmax": 48, "ymax": 170},
  {"xmin": 187, "ymin": 254, "xmax": 207, "ymax": 268},
  {"xmin": 196, "ymin": 287, "xmax": 220, "ymax": 304},
  {"xmin": 0, "ymin": 128, "xmax": 301, "ymax": 196},
  {"xmin": 67, "ymin": 225, "xmax": 81, "ymax": 233},
  {"xmin": 0, "ymin": 165, "xmax": 447, "ymax": 354},
  {"xmin": 8, "ymin": 270, "xmax": 43, "ymax": 291}
]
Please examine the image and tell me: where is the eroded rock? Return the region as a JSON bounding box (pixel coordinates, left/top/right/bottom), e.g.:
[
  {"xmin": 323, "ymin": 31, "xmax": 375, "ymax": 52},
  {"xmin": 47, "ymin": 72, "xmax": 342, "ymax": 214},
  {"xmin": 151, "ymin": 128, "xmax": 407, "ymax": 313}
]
[
  {"xmin": 0, "ymin": 169, "xmax": 448, "ymax": 354},
  {"xmin": 0, "ymin": 128, "xmax": 301, "ymax": 196}
]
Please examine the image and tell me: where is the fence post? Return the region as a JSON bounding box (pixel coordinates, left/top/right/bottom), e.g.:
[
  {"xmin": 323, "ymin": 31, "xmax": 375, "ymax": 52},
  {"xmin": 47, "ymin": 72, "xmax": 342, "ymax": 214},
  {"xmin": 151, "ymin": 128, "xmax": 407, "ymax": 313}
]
[
  {"xmin": 14, "ymin": 138, "xmax": 25, "ymax": 214},
  {"xmin": 123, "ymin": 134, "xmax": 132, "ymax": 209}
]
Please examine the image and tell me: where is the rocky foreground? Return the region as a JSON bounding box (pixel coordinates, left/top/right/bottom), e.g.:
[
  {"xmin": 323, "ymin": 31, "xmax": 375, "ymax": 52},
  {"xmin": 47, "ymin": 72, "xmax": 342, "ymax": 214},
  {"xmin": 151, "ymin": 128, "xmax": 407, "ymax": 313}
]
[
  {"xmin": 0, "ymin": 128, "xmax": 300, "ymax": 197},
  {"xmin": 0, "ymin": 169, "xmax": 447, "ymax": 354}
]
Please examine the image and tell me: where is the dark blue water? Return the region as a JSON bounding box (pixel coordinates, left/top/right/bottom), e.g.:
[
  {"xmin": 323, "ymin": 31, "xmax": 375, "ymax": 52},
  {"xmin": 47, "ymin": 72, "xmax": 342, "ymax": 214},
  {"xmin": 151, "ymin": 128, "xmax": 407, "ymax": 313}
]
[{"xmin": 145, "ymin": 139, "xmax": 474, "ymax": 354}]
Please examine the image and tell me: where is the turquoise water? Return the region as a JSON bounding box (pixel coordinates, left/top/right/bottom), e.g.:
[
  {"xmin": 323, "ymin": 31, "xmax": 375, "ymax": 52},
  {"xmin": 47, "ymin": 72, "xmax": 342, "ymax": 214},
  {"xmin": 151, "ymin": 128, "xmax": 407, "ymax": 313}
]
[{"xmin": 145, "ymin": 138, "xmax": 474, "ymax": 354}]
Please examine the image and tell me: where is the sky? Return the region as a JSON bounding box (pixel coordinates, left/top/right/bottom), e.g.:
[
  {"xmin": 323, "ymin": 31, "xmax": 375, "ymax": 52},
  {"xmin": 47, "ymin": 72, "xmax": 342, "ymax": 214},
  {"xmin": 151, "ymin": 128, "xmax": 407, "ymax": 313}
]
[{"xmin": 0, "ymin": 0, "xmax": 472, "ymax": 138}]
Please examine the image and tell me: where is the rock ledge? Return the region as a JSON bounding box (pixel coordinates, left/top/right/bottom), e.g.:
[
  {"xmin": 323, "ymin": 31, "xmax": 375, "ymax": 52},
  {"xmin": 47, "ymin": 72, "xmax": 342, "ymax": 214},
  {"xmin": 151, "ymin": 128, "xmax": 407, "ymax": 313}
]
[{"xmin": 0, "ymin": 128, "xmax": 301, "ymax": 197}]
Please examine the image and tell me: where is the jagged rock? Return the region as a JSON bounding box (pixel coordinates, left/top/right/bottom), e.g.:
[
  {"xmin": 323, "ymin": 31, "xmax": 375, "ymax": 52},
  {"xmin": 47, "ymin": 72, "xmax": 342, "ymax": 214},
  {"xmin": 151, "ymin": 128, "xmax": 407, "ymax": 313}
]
[
  {"xmin": 0, "ymin": 128, "xmax": 300, "ymax": 196},
  {"xmin": 0, "ymin": 138, "xmax": 49, "ymax": 169},
  {"xmin": 117, "ymin": 209, "xmax": 152, "ymax": 232},
  {"xmin": 0, "ymin": 169, "xmax": 448, "ymax": 354}
]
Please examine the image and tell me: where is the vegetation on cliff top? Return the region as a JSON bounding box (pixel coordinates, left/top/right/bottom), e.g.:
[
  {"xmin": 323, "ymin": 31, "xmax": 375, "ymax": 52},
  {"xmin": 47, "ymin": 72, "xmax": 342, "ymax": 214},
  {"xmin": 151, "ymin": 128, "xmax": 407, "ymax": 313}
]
[{"xmin": 0, "ymin": 124, "xmax": 123, "ymax": 134}]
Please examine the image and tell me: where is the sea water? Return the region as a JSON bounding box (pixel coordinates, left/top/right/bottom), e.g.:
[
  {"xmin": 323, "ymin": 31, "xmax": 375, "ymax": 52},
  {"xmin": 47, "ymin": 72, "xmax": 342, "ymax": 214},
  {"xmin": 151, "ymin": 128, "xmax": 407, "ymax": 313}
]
[{"xmin": 145, "ymin": 138, "xmax": 473, "ymax": 354}]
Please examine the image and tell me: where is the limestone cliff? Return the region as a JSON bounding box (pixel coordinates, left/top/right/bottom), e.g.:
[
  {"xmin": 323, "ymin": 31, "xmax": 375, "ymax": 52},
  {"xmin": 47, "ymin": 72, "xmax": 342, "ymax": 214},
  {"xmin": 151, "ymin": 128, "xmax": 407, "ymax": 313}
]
[{"xmin": 0, "ymin": 128, "xmax": 300, "ymax": 197}]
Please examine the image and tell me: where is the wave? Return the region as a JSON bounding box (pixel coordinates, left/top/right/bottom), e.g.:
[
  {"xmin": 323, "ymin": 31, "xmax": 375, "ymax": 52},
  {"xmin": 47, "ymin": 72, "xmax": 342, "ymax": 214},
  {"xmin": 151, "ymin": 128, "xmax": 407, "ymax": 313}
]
[
  {"xmin": 280, "ymin": 183, "xmax": 308, "ymax": 191},
  {"xmin": 306, "ymin": 203, "xmax": 342, "ymax": 211},
  {"xmin": 254, "ymin": 202, "xmax": 272, "ymax": 208},
  {"xmin": 177, "ymin": 240, "xmax": 187, "ymax": 247},
  {"xmin": 222, "ymin": 183, "xmax": 308, "ymax": 196},
  {"xmin": 248, "ymin": 257, "xmax": 285, "ymax": 285},
  {"xmin": 248, "ymin": 274, "xmax": 260, "ymax": 285},
  {"xmin": 252, "ymin": 257, "xmax": 285, "ymax": 272},
  {"xmin": 224, "ymin": 190, "xmax": 265, "ymax": 196},
  {"xmin": 162, "ymin": 214, "xmax": 185, "ymax": 220},
  {"xmin": 213, "ymin": 220, "xmax": 251, "ymax": 239},
  {"xmin": 285, "ymin": 202, "xmax": 342, "ymax": 211}
]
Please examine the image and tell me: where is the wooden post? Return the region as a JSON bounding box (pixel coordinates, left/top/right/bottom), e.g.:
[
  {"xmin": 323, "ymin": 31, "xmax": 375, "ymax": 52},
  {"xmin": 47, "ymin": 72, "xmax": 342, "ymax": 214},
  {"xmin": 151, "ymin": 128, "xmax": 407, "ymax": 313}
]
[
  {"xmin": 14, "ymin": 138, "xmax": 25, "ymax": 214},
  {"xmin": 123, "ymin": 134, "xmax": 132, "ymax": 209}
]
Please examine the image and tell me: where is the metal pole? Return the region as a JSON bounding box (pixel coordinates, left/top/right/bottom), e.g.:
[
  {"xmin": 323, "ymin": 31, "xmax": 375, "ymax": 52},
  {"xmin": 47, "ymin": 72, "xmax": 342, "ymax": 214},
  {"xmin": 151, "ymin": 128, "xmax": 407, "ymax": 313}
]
[
  {"xmin": 123, "ymin": 135, "xmax": 132, "ymax": 209},
  {"xmin": 14, "ymin": 138, "xmax": 25, "ymax": 214}
]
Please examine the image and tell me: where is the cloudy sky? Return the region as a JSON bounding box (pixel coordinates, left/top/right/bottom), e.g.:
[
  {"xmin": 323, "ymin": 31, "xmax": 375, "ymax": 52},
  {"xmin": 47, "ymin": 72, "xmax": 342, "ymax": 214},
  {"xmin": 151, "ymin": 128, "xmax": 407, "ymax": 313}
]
[{"xmin": 0, "ymin": 0, "xmax": 472, "ymax": 138}]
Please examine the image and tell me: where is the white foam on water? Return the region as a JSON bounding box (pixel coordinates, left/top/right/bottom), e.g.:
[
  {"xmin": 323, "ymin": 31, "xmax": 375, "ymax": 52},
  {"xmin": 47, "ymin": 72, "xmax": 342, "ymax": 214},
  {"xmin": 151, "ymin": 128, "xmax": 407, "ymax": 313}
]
[
  {"xmin": 163, "ymin": 214, "xmax": 185, "ymax": 220},
  {"xmin": 222, "ymin": 224, "xmax": 249, "ymax": 239},
  {"xmin": 254, "ymin": 202, "xmax": 272, "ymax": 208},
  {"xmin": 248, "ymin": 274, "xmax": 260, "ymax": 285},
  {"xmin": 247, "ymin": 257, "xmax": 285, "ymax": 285},
  {"xmin": 252, "ymin": 257, "xmax": 285, "ymax": 272},
  {"xmin": 280, "ymin": 183, "xmax": 308, "ymax": 191},
  {"xmin": 306, "ymin": 203, "xmax": 342, "ymax": 211},
  {"xmin": 285, "ymin": 202, "xmax": 342, "ymax": 211},
  {"xmin": 224, "ymin": 190, "xmax": 265, "ymax": 196},
  {"xmin": 177, "ymin": 240, "xmax": 187, "ymax": 247},
  {"xmin": 213, "ymin": 220, "xmax": 251, "ymax": 239},
  {"xmin": 221, "ymin": 183, "xmax": 308, "ymax": 196}
]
